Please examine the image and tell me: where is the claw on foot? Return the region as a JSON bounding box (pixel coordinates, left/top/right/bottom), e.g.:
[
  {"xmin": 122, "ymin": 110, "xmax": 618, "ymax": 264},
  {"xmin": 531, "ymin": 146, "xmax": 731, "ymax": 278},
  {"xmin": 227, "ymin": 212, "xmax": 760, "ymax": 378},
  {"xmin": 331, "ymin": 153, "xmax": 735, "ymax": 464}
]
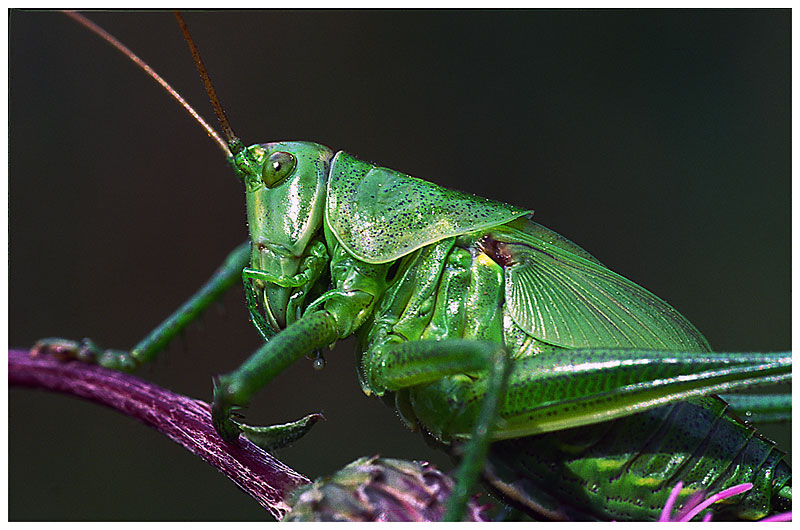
[
  {"xmin": 211, "ymin": 375, "xmax": 324, "ymax": 449},
  {"xmin": 239, "ymin": 413, "xmax": 325, "ymax": 451}
]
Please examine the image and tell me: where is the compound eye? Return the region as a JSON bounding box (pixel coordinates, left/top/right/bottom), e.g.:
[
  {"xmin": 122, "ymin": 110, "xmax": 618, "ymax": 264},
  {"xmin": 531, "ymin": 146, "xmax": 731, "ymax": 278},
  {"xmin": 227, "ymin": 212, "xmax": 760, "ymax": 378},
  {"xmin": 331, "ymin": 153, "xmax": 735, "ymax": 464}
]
[{"xmin": 261, "ymin": 151, "xmax": 297, "ymax": 188}]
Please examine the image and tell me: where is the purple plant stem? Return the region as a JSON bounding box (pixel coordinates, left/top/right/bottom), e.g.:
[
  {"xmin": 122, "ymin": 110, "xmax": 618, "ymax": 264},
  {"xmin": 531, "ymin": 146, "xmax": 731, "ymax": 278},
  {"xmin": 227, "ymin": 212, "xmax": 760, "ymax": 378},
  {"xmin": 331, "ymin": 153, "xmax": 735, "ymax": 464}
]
[{"xmin": 8, "ymin": 348, "xmax": 310, "ymax": 520}]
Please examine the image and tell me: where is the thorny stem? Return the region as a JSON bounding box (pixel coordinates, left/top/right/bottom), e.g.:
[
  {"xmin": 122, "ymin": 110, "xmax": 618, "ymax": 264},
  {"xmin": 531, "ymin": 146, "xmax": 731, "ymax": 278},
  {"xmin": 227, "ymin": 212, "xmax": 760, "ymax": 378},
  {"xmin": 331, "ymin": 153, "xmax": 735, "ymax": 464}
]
[{"xmin": 8, "ymin": 348, "xmax": 309, "ymax": 520}]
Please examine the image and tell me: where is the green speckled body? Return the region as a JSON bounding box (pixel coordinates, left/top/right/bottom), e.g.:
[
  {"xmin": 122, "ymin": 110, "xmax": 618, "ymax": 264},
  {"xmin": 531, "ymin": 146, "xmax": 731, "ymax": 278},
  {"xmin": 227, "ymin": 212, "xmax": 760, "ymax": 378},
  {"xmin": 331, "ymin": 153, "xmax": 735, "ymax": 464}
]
[
  {"xmin": 326, "ymin": 152, "xmax": 529, "ymax": 263},
  {"xmin": 349, "ymin": 213, "xmax": 789, "ymax": 520},
  {"xmin": 223, "ymin": 141, "xmax": 790, "ymax": 521},
  {"xmin": 27, "ymin": 14, "xmax": 789, "ymax": 523}
]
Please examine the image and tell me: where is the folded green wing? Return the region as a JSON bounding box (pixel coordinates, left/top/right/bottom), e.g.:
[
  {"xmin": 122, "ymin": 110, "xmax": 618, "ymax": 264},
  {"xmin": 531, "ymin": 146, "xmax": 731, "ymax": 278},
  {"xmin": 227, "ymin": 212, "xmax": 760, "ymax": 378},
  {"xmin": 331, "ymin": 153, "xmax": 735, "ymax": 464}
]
[{"xmin": 500, "ymin": 230, "xmax": 710, "ymax": 351}]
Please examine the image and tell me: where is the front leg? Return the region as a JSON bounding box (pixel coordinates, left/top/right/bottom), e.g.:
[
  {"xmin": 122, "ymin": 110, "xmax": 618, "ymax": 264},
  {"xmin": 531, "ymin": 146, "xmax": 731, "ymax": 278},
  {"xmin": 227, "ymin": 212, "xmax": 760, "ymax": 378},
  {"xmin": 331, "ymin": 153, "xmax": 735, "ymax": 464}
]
[
  {"xmin": 33, "ymin": 241, "xmax": 251, "ymax": 372},
  {"xmin": 212, "ymin": 310, "xmax": 339, "ymax": 442},
  {"xmin": 215, "ymin": 242, "xmax": 387, "ymax": 444}
]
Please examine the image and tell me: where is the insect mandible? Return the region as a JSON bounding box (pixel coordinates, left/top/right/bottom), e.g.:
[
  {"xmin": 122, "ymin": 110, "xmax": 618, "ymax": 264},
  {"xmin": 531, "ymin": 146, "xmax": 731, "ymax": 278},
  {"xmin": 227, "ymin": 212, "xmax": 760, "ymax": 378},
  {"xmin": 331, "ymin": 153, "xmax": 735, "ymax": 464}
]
[{"xmin": 10, "ymin": 10, "xmax": 790, "ymax": 520}]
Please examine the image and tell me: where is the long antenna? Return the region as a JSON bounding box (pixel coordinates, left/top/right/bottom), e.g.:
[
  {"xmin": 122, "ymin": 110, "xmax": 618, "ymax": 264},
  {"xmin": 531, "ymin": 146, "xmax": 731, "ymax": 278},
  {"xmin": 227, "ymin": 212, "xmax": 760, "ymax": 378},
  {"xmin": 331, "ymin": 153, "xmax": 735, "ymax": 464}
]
[
  {"xmin": 63, "ymin": 10, "xmax": 231, "ymax": 157},
  {"xmin": 173, "ymin": 11, "xmax": 244, "ymax": 156}
]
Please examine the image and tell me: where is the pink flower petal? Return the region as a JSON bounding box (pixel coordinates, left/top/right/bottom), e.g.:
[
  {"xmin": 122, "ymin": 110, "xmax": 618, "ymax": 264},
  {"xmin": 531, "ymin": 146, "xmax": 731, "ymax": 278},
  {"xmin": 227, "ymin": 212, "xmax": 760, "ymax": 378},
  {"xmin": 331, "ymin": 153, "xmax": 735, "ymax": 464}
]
[
  {"xmin": 678, "ymin": 483, "xmax": 753, "ymax": 522},
  {"xmin": 659, "ymin": 481, "xmax": 684, "ymax": 522}
]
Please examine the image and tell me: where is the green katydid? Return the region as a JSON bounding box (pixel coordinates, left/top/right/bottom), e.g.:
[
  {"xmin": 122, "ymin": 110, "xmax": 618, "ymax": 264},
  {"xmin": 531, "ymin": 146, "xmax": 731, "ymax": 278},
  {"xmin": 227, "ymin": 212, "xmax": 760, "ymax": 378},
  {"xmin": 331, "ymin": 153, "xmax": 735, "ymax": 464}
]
[{"xmin": 9, "ymin": 10, "xmax": 792, "ymax": 516}]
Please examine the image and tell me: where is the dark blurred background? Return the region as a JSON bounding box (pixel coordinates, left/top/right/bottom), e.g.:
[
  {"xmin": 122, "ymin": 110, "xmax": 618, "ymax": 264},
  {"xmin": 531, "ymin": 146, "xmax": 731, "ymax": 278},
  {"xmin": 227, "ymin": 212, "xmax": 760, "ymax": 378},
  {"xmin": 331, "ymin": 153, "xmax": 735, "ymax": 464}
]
[{"xmin": 10, "ymin": 10, "xmax": 790, "ymax": 520}]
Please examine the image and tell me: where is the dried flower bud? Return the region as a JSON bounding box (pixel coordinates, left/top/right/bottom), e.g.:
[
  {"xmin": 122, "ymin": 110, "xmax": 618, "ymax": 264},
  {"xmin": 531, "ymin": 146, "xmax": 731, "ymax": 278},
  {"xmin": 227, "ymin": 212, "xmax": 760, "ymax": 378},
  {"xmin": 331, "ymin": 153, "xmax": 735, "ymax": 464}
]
[{"xmin": 284, "ymin": 456, "xmax": 491, "ymax": 522}]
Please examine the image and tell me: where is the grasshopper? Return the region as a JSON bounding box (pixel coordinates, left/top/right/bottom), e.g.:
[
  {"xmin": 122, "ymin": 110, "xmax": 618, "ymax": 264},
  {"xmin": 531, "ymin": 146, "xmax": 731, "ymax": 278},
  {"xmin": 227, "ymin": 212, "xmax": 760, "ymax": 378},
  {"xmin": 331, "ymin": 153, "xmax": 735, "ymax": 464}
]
[{"xmin": 10, "ymin": 10, "xmax": 790, "ymax": 520}]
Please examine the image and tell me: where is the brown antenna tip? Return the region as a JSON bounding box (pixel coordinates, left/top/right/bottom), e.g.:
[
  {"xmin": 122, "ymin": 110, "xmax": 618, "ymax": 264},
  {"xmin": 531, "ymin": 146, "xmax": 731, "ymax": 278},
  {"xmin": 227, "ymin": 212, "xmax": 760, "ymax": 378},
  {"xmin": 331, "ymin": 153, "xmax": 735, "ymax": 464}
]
[{"xmin": 174, "ymin": 11, "xmax": 242, "ymax": 155}]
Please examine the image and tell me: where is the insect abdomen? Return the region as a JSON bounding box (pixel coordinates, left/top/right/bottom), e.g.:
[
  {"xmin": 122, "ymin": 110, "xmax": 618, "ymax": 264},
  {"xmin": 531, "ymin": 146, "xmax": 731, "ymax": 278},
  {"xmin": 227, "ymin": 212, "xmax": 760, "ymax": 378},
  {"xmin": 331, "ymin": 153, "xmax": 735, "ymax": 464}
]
[{"xmin": 484, "ymin": 395, "xmax": 791, "ymax": 520}]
